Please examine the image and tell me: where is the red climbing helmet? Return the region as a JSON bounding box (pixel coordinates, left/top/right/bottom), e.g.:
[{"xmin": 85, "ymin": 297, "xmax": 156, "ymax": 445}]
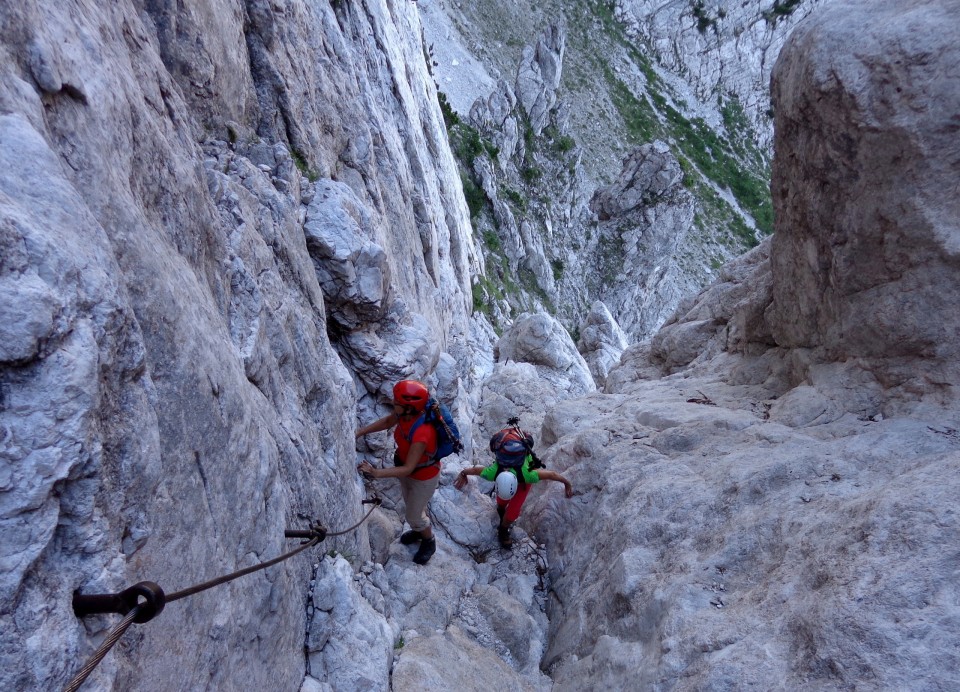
[{"xmin": 393, "ymin": 380, "xmax": 429, "ymax": 412}]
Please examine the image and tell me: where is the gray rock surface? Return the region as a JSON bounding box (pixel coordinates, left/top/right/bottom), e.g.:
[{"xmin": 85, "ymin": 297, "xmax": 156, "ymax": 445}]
[
  {"xmin": 576, "ymin": 301, "xmax": 629, "ymax": 388},
  {"xmin": 615, "ymin": 0, "xmax": 826, "ymax": 148},
  {"xmin": 421, "ymin": 0, "xmax": 815, "ymax": 345},
  {"xmin": 392, "ymin": 625, "xmax": 541, "ymax": 692},
  {"xmin": 497, "ymin": 312, "xmax": 596, "ymax": 397},
  {"xmin": 589, "ymin": 142, "xmax": 697, "ymax": 340},
  {"xmin": 520, "ymin": 2, "xmax": 960, "ymax": 689},
  {"xmin": 768, "ymin": 0, "xmax": 960, "ymax": 382},
  {"xmin": 317, "ymin": 313, "xmax": 591, "ymax": 691},
  {"xmin": 307, "ymin": 556, "xmax": 395, "ymax": 690},
  {"xmin": 515, "ymin": 25, "xmax": 565, "ymax": 136},
  {"xmin": 0, "ymin": 1, "xmax": 483, "ymax": 690},
  {"xmin": 4, "ymin": 0, "xmax": 959, "ymax": 689},
  {"xmin": 651, "ymin": 238, "xmax": 774, "ymax": 373},
  {"xmin": 529, "ymin": 378, "xmax": 960, "ymax": 690}
]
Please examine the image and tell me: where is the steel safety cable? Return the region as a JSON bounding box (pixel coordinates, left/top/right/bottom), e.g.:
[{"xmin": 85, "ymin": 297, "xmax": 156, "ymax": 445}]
[
  {"xmin": 166, "ymin": 498, "xmax": 380, "ymax": 603},
  {"xmin": 165, "ymin": 534, "xmax": 322, "ymax": 603},
  {"xmin": 64, "ymin": 606, "xmax": 141, "ymax": 692},
  {"xmin": 67, "ymin": 496, "xmax": 381, "ymax": 690}
]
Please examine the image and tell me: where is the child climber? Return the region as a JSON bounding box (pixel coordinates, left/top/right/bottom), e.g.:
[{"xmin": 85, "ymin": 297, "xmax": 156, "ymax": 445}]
[{"xmin": 453, "ymin": 423, "xmax": 573, "ymax": 548}]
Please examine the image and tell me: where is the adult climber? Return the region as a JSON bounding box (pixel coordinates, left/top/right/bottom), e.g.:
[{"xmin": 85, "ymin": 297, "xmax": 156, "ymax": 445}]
[
  {"xmin": 356, "ymin": 379, "xmax": 441, "ymax": 565},
  {"xmin": 454, "ymin": 426, "xmax": 573, "ymax": 548}
]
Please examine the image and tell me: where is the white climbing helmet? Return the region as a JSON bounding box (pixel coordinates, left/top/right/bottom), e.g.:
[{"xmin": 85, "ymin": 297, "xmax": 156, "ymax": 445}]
[{"xmin": 495, "ymin": 471, "xmax": 518, "ymax": 501}]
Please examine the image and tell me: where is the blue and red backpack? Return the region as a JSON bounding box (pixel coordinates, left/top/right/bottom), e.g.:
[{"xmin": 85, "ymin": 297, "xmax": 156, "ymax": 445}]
[{"xmin": 404, "ymin": 396, "xmax": 463, "ymax": 462}]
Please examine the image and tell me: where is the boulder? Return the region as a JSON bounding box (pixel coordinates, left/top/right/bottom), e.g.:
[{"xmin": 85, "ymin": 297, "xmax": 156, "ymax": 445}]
[
  {"xmin": 576, "ymin": 301, "xmax": 629, "ymax": 388},
  {"xmin": 515, "ymin": 25, "xmax": 565, "ymax": 135},
  {"xmin": 768, "ymin": 0, "xmax": 960, "ymax": 394},
  {"xmin": 497, "ymin": 312, "xmax": 595, "ymax": 394}
]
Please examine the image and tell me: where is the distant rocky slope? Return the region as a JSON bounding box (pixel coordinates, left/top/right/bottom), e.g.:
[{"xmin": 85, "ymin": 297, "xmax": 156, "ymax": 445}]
[{"xmin": 419, "ymin": 0, "xmax": 823, "ymax": 342}]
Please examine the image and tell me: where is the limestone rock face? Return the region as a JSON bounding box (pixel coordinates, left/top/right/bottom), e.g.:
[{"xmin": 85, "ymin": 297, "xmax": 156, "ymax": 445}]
[
  {"xmin": 577, "ymin": 301, "xmax": 629, "ymax": 388},
  {"xmin": 651, "ymin": 238, "xmax": 774, "ymax": 373},
  {"xmin": 469, "ymin": 79, "xmax": 522, "ymax": 166},
  {"xmin": 497, "ymin": 313, "xmax": 595, "ymax": 396},
  {"xmin": 589, "ymin": 142, "xmax": 697, "ymax": 340},
  {"xmin": 614, "ymin": 0, "xmax": 826, "ymax": 147},
  {"xmin": 466, "ymin": 313, "xmax": 597, "ymax": 453},
  {"xmin": 590, "ymin": 141, "xmax": 686, "ymax": 221},
  {"xmin": 650, "ymin": 0, "xmax": 960, "ymax": 406},
  {"xmin": 415, "ymin": 0, "xmax": 828, "ymax": 351},
  {"xmin": 304, "ymin": 310, "xmax": 594, "ymax": 692},
  {"xmin": 6, "ymin": 0, "xmax": 959, "ymax": 689},
  {"xmin": 518, "ymin": 2, "xmax": 960, "ymax": 689},
  {"xmin": 515, "ymin": 25, "xmax": 565, "ymax": 136},
  {"xmin": 304, "ymin": 180, "xmax": 391, "ymax": 331},
  {"xmin": 768, "ymin": 0, "xmax": 960, "ymax": 373},
  {"xmin": 306, "ymin": 557, "xmax": 395, "ymax": 690},
  {"xmin": 392, "ymin": 625, "xmax": 542, "ymax": 692},
  {"xmin": 0, "ymin": 1, "xmax": 482, "ymax": 690},
  {"xmin": 528, "ymin": 376, "xmax": 960, "ymax": 691}
]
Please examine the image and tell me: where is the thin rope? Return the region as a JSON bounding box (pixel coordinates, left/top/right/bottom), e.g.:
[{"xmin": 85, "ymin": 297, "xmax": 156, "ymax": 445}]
[{"xmin": 64, "ymin": 606, "xmax": 141, "ymax": 692}]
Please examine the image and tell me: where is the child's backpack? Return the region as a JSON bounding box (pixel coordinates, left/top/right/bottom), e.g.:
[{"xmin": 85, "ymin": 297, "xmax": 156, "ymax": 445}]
[
  {"xmin": 489, "ymin": 418, "xmax": 543, "ymax": 470},
  {"xmin": 408, "ymin": 396, "xmax": 463, "ymax": 461}
]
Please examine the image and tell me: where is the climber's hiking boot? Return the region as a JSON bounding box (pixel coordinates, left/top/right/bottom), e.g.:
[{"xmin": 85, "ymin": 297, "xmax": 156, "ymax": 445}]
[
  {"xmin": 413, "ymin": 537, "xmax": 436, "ymax": 565},
  {"xmin": 498, "ymin": 525, "xmax": 513, "ymax": 549},
  {"xmin": 399, "ymin": 530, "xmax": 422, "ymax": 545}
]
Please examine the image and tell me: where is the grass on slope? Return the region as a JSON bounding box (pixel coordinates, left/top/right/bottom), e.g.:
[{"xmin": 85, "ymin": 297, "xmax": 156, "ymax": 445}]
[{"xmin": 571, "ymin": 0, "xmax": 773, "ymax": 245}]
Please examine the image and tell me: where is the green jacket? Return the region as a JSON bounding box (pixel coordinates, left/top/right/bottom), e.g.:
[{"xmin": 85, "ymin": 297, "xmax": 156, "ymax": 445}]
[{"xmin": 480, "ymin": 456, "xmax": 540, "ymax": 484}]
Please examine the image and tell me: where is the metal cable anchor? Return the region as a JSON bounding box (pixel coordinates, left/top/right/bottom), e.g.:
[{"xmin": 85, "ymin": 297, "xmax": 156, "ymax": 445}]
[
  {"xmin": 72, "ymin": 581, "xmax": 166, "ymax": 624},
  {"xmin": 283, "ymin": 520, "xmax": 328, "ymax": 543}
]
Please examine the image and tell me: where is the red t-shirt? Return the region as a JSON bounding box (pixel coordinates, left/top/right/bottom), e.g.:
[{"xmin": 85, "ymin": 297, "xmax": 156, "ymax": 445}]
[{"xmin": 394, "ymin": 416, "xmax": 439, "ymax": 480}]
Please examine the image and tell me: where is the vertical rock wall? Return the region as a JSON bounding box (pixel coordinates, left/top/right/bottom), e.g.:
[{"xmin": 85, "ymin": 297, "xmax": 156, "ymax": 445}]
[
  {"xmin": 0, "ymin": 0, "xmax": 478, "ymax": 689},
  {"xmin": 769, "ymin": 0, "xmax": 960, "ymax": 371}
]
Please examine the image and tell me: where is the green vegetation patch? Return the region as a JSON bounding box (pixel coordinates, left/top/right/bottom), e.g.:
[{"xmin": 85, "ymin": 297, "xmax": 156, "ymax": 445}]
[
  {"xmin": 765, "ymin": 0, "xmax": 803, "ymax": 22},
  {"xmin": 551, "ymin": 258, "xmax": 565, "ymax": 282},
  {"xmin": 521, "ymin": 165, "xmax": 542, "ymax": 184},
  {"xmin": 602, "ymin": 64, "xmax": 773, "ymax": 235},
  {"xmin": 605, "ymin": 66, "xmax": 658, "ymax": 143},
  {"xmin": 436, "ymin": 89, "xmax": 500, "ymax": 227},
  {"xmin": 692, "ymin": 1, "xmax": 715, "ymax": 33},
  {"xmin": 437, "ymin": 91, "xmax": 460, "ymax": 129},
  {"xmin": 555, "ymin": 134, "xmax": 576, "ymax": 153},
  {"xmin": 451, "ymin": 123, "xmax": 498, "ymax": 165},
  {"xmin": 291, "ymin": 149, "xmax": 319, "ymax": 181},
  {"xmin": 692, "ymin": 180, "xmax": 761, "ymax": 249},
  {"xmin": 518, "ymin": 265, "xmax": 555, "ymax": 313},
  {"xmin": 461, "ymin": 172, "xmax": 486, "ymax": 218},
  {"xmin": 543, "ymin": 124, "xmax": 576, "ymax": 154},
  {"xmin": 501, "ymin": 185, "xmax": 527, "ymax": 213},
  {"xmin": 482, "ymin": 229, "xmax": 501, "ymax": 251}
]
